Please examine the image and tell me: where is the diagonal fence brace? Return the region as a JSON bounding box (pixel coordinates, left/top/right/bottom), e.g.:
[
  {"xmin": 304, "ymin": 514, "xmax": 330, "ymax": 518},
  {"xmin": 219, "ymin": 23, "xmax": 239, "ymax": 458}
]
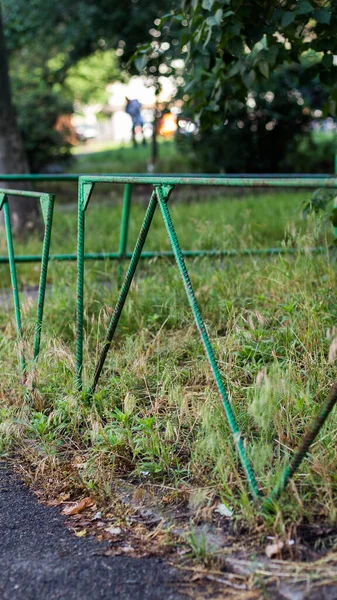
[
  {"xmin": 155, "ymin": 184, "xmax": 261, "ymax": 501},
  {"xmin": 83, "ymin": 181, "xmax": 260, "ymax": 500},
  {"xmin": 262, "ymin": 380, "xmax": 337, "ymax": 512},
  {"xmin": 89, "ymin": 189, "xmax": 159, "ymax": 395},
  {"xmin": 76, "ymin": 180, "xmax": 158, "ymax": 391},
  {"xmin": 34, "ymin": 193, "xmax": 54, "ymax": 361}
]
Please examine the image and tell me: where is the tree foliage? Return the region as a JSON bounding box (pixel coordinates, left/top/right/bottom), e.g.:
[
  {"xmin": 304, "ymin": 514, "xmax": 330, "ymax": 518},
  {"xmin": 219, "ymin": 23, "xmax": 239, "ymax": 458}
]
[
  {"xmin": 147, "ymin": 0, "xmax": 337, "ymax": 126},
  {"xmin": 177, "ymin": 64, "xmax": 334, "ymax": 172},
  {"xmin": 2, "ymin": 0, "xmax": 171, "ymax": 81},
  {"xmin": 2, "ymin": 0, "xmax": 171, "ymax": 170},
  {"xmin": 133, "ymin": 0, "xmax": 337, "ymax": 172},
  {"xmin": 63, "ymin": 51, "xmax": 120, "ymax": 106}
]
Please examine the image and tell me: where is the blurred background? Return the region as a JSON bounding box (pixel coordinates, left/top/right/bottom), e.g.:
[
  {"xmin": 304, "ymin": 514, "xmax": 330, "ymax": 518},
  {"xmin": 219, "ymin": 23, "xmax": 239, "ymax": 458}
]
[
  {"xmin": 1, "ymin": 0, "xmax": 337, "ymax": 182},
  {"xmin": 3, "ymin": 2, "xmax": 337, "ymax": 560}
]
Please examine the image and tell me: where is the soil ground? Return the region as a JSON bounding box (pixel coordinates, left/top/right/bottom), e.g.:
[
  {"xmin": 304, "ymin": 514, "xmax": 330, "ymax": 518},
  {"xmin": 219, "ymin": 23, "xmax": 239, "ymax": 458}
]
[
  {"xmin": 2, "ymin": 462, "xmax": 337, "ymax": 600},
  {"xmin": 0, "ymin": 462, "xmax": 227, "ymax": 600}
]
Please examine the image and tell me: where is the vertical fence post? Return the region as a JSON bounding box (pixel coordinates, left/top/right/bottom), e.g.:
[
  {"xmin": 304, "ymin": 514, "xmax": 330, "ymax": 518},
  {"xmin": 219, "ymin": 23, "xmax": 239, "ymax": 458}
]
[
  {"xmin": 119, "ymin": 183, "xmax": 132, "ymax": 258},
  {"xmin": 33, "ymin": 194, "xmax": 55, "ymax": 360},
  {"xmin": 76, "ymin": 180, "xmax": 94, "ymax": 391},
  {"xmin": 1, "ymin": 194, "xmax": 27, "ymax": 382}
]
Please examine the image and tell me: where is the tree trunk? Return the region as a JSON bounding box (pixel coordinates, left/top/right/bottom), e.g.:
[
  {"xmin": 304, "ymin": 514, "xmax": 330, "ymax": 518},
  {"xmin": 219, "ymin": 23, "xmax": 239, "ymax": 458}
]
[
  {"xmin": 151, "ymin": 110, "xmax": 158, "ymax": 167},
  {"xmin": 0, "ymin": 8, "xmax": 40, "ymax": 235}
]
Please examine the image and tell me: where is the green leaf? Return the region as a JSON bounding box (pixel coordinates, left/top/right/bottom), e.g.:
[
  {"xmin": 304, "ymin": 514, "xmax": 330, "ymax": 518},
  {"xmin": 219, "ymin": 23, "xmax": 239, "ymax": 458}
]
[
  {"xmin": 330, "ymin": 208, "xmax": 337, "ymax": 228},
  {"xmin": 228, "ymin": 22, "xmax": 241, "ymax": 35},
  {"xmin": 242, "ymin": 69, "xmax": 255, "ymax": 89},
  {"xmin": 227, "ymin": 59, "xmax": 243, "ymax": 77},
  {"xmin": 322, "ymin": 53, "xmax": 333, "ymax": 69},
  {"xmin": 159, "ymin": 12, "xmax": 176, "ymax": 22},
  {"xmin": 203, "ymin": 24, "xmax": 213, "ymax": 48},
  {"xmin": 299, "ymin": 49, "xmax": 323, "ymax": 67},
  {"xmin": 266, "ymin": 45, "xmax": 279, "ymax": 67},
  {"xmin": 281, "ymin": 11, "xmax": 296, "ymax": 27},
  {"xmin": 202, "ymin": 0, "xmax": 215, "ymax": 10},
  {"xmin": 259, "ymin": 61, "xmax": 269, "ymax": 78},
  {"xmin": 227, "ymin": 38, "xmax": 244, "ymax": 57},
  {"xmin": 313, "ymin": 8, "xmax": 331, "ymax": 25},
  {"xmin": 206, "ymin": 15, "xmax": 218, "ymax": 27},
  {"xmin": 214, "ymin": 9, "xmax": 223, "ymax": 25},
  {"xmin": 204, "ymin": 9, "xmax": 222, "ymax": 30},
  {"xmin": 296, "ymin": 0, "xmax": 313, "ymax": 15},
  {"xmin": 134, "ymin": 55, "xmax": 148, "ymax": 71}
]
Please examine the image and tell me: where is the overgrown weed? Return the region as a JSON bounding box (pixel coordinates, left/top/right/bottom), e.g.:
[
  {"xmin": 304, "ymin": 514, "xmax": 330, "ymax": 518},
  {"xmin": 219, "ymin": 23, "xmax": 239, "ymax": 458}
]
[{"xmin": 1, "ymin": 188, "xmax": 337, "ymax": 531}]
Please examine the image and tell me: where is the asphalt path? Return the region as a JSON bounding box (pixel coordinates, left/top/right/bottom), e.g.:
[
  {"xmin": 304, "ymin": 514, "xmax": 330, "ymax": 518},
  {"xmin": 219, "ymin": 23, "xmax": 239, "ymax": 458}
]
[{"xmin": 0, "ymin": 463, "xmax": 189, "ymax": 600}]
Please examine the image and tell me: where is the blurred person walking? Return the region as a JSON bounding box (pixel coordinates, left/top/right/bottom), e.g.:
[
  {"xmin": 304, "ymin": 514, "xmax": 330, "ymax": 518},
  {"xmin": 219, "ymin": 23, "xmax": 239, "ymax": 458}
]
[{"xmin": 125, "ymin": 98, "xmax": 146, "ymax": 146}]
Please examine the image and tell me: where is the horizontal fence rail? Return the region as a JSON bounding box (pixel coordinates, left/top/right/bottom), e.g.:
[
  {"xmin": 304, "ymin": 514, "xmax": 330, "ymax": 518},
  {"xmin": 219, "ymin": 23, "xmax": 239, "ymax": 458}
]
[
  {"xmin": 0, "ymin": 173, "xmax": 336, "ymax": 264},
  {"xmin": 0, "ymin": 247, "xmax": 327, "ymax": 264},
  {"xmin": 78, "ymin": 175, "xmax": 337, "ymax": 187},
  {"xmin": 0, "ymin": 173, "xmax": 335, "ymax": 181},
  {"xmin": 1, "ymin": 174, "xmax": 337, "ymax": 514}
]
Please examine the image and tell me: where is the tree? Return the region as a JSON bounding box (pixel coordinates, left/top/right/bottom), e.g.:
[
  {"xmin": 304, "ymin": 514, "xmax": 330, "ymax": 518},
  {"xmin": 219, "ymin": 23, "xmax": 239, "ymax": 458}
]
[
  {"xmin": 0, "ymin": 7, "xmax": 40, "ymax": 234},
  {"xmin": 3, "ymin": 1, "xmax": 170, "ymax": 73},
  {"xmin": 2, "ymin": 0, "xmax": 170, "ymax": 173},
  {"xmin": 176, "ymin": 64, "xmax": 332, "ymax": 172},
  {"xmin": 134, "ymin": 0, "xmax": 337, "ymax": 172},
  {"xmin": 163, "ymin": 0, "xmax": 337, "ymax": 127},
  {"xmin": 64, "ymin": 50, "xmax": 121, "ymax": 106},
  {"xmin": 9, "ymin": 49, "xmax": 120, "ymax": 172},
  {"xmin": 0, "ymin": 0, "xmax": 171, "ymax": 228}
]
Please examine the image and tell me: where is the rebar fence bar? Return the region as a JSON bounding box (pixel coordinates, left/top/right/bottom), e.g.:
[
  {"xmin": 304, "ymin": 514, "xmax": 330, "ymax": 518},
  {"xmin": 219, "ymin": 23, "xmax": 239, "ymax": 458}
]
[
  {"xmin": 76, "ymin": 175, "xmax": 337, "ymax": 510},
  {"xmin": 1, "ymin": 174, "xmax": 337, "ymax": 514},
  {"xmin": 0, "ymin": 173, "xmax": 335, "ymax": 264},
  {"xmin": 0, "ymin": 188, "xmax": 54, "ymax": 383}
]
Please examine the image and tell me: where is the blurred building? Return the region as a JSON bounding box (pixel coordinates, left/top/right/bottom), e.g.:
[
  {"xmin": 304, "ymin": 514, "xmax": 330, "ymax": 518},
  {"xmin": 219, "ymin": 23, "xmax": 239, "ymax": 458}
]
[{"xmin": 72, "ymin": 76, "xmax": 176, "ymax": 144}]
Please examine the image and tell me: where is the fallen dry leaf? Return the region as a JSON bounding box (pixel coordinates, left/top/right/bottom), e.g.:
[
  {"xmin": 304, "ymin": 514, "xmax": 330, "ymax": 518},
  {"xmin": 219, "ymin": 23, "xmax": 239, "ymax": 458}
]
[
  {"xmin": 74, "ymin": 529, "xmax": 87, "ymax": 537},
  {"xmin": 62, "ymin": 497, "xmax": 95, "ymax": 516},
  {"xmin": 265, "ymin": 540, "xmax": 284, "ymax": 558},
  {"xmin": 133, "ymin": 487, "xmax": 146, "ymax": 505},
  {"xmin": 120, "ymin": 545, "xmax": 134, "ymax": 553},
  {"xmin": 105, "ymin": 526, "xmax": 122, "ymax": 536}
]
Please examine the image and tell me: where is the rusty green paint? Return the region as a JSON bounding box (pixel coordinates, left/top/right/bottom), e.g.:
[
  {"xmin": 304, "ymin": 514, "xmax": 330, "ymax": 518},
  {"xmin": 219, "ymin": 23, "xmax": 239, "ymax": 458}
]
[
  {"xmin": 0, "ymin": 187, "xmax": 54, "ymax": 384},
  {"xmin": 79, "ymin": 175, "xmax": 337, "ymax": 188},
  {"xmin": 2, "ymin": 175, "xmax": 337, "ymax": 513},
  {"xmin": 75, "ymin": 175, "xmax": 337, "ymax": 510}
]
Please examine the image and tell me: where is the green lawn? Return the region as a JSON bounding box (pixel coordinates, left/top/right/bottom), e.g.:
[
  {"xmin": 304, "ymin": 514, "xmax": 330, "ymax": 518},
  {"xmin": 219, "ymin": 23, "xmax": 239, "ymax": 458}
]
[
  {"xmin": 70, "ymin": 139, "xmax": 191, "ymax": 174},
  {"xmin": 26, "ymin": 140, "xmax": 193, "ymax": 205},
  {"xmin": 1, "ymin": 148, "xmax": 337, "ymax": 537}
]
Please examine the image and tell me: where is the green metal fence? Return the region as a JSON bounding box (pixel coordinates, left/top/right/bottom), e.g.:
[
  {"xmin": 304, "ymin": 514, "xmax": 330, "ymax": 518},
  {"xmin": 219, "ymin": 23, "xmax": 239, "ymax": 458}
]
[
  {"xmin": 0, "ymin": 172, "xmax": 335, "ymax": 264},
  {"xmin": 76, "ymin": 175, "xmax": 337, "ymax": 512},
  {"xmin": 1, "ymin": 174, "xmax": 337, "ymax": 514},
  {"xmin": 0, "ymin": 188, "xmax": 54, "ymax": 383}
]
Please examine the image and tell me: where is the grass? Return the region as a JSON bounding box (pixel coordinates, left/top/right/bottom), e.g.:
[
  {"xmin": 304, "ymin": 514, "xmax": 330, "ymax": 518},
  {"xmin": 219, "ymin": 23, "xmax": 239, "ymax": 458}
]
[
  {"xmin": 70, "ymin": 139, "xmax": 190, "ymax": 174},
  {"xmin": 26, "ymin": 139, "xmax": 192, "ymax": 206},
  {"xmin": 1, "ymin": 145, "xmax": 337, "ymax": 539}
]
